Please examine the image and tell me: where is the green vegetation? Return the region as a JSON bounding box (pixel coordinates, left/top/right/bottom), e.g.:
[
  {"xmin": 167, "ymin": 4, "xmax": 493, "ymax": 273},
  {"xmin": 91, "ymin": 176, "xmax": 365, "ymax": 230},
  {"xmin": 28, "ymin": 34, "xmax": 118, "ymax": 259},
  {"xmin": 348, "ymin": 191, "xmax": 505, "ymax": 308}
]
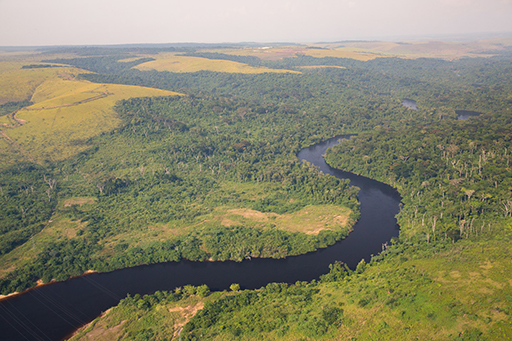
[
  {"xmin": 0, "ymin": 163, "xmax": 56, "ymax": 256},
  {"xmin": 1, "ymin": 44, "xmax": 512, "ymax": 339},
  {"xmin": 325, "ymin": 108, "xmax": 512, "ymax": 245},
  {"xmin": 72, "ymin": 230, "xmax": 512, "ymax": 340},
  {"xmin": 180, "ymin": 234, "xmax": 512, "ymax": 340},
  {"xmin": 0, "ymin": 100, "xmax": 32, "ymax": 117},
  {"xmin": 70, "ymin": 286, "xmax": 215, "ymax": 341}
]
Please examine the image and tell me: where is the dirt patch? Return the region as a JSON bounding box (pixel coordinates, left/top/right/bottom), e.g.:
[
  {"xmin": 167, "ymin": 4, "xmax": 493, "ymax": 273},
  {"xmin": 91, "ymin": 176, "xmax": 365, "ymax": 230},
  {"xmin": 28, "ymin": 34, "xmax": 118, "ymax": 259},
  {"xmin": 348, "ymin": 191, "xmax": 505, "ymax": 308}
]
[
  {"xmin": 0, "ymin": 292, "xmax": 19, "ymax": 301},
  {"xmin": 485, "ymin": 278, "xmax": 504, "ymax": 289},
  {"xmin": 73, "ymin": 309, "xmax": 126, "ymax": 341},
  {"xmin": 169, "ymin": 301, "xmax": 204, "ymax": 339},
  {"xmin": 227, "ymin": 208, "xmax": 277, "ymax": 221},
  {"xmin": 480, "ymin": 261, "xmax": 493, "ymax": 270},
  {"xmin": 479, "ymin": 287, "xmax": 494, "ymax": 295},
  {"xmin": 221, "ymin": 217, "xmax": 237, "ymax": 227},
  {"xmin": 449, "ymin": 271, "xmax": 461, "ymax": 279}
]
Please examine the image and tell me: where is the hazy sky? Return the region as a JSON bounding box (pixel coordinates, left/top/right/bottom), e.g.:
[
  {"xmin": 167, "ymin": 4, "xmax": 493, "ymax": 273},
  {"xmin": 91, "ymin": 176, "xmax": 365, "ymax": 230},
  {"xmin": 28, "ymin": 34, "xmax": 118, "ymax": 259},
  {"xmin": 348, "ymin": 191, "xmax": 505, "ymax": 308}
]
[{"xmin": 1, "ymin": 0, "xmax": 512, "ymax": 46}]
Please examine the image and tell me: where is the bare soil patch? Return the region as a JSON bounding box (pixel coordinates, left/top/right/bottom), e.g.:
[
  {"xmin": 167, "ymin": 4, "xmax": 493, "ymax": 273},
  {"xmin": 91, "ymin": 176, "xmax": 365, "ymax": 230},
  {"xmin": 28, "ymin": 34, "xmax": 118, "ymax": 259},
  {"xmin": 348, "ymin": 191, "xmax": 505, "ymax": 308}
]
[{"xmin": 169, "ymin": 301, "xmax": 204, "ymax": 339}]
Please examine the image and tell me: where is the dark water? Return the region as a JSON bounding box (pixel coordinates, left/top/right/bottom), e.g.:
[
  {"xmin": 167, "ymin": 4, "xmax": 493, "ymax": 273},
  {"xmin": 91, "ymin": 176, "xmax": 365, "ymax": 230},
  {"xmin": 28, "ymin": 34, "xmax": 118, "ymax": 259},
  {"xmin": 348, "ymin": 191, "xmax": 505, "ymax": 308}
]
[
  {"xmin": 456, "ymin": 110, "xmax": 483, "ymax": 120},
  {"xmin": 402, "ymin": 99, "xmax": 418, "ymax": 110},
  {"xmin": 0, "ymin": 136, "xmax": 401, "ymax": 341}
]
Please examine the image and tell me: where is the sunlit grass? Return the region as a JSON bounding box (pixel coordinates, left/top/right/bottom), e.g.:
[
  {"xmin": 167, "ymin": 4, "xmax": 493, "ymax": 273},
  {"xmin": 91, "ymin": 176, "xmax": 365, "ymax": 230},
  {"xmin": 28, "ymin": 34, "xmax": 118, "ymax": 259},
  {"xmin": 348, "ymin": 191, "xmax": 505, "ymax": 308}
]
[
  {"xmin": 134, "ymin": 53, "xmax": 300, "ymax": 74},
  {"xmin": 1, "ymin": 77, "xmax": 182, "ymax": 164},
  {"xmin": 212, "ymin": 205, "xmax": 353, "ymax": 235},
  {"xmin": 202, "ymin": 46, "xmax": 386, "ymax": 61}
]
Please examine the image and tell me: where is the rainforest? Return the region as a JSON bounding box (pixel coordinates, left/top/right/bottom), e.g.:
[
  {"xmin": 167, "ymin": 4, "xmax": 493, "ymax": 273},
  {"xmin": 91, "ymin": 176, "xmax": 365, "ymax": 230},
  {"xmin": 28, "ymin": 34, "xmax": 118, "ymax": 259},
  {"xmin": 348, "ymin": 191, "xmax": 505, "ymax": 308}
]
[{"xmin": 0, "ymin": 41, "xmax": 512, "ymax": 340}]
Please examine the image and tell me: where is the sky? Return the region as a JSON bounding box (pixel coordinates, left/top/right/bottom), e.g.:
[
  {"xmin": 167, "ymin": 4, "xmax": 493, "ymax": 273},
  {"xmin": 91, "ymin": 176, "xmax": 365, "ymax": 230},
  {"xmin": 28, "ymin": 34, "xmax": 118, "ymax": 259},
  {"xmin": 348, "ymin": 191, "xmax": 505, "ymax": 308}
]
[{"xmin": 1, "ymin": 0, "xmax": 512, "ymax": 46}]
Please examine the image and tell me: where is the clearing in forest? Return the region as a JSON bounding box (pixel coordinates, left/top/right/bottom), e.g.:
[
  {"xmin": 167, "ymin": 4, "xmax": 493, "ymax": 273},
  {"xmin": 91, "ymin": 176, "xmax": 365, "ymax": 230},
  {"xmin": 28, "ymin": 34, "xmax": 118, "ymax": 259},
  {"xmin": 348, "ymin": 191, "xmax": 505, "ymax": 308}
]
[
  {"xmin": 217, "ymin": 204, "xmax": 353, "ymax": 235},
  {"xmin": 0, "ymin": 64, "xmax": 182, "ymax": 165},
  {"xmin": 202, "ymin": 46, "xmax": 386, "ymax": 61},
  {"xmin": 133, "ymin": 52, "xmax": 300, "ymax": 73}
]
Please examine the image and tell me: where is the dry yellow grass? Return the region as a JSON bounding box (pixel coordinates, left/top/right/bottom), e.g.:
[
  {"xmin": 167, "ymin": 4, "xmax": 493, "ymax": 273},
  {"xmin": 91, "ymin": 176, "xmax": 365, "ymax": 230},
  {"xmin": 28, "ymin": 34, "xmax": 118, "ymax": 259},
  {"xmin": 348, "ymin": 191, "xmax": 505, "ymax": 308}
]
[
  {"xmin": 134, "ymin": 52, "xmax": 299, "ymax": 74},
  {"xmin": 218, "ymin": 205, "xmax": 353, "ymax": 235},
  {"xmin": 1, "ymin": 74, "xmax": 183, "ymax": 164},
  {"xmin": 0, "ymin": 52, "xmax": 83, "ymax": 104},
  {"xmin": 0, "ymin": 67, "xmax": 66, "ymax": 104},
  {"xmin": 308, "ymin": 37, "xmax": 512, "ymax": 60},
  {"xmin": 202, "ymin": 46, "xmax": 386, "ymax": 61},
  {"xmin": 201, "ymin": 47, "xmax": 307, "ymax": 61},
  {"xmin": 302, "ymin": 48, "xmax": 385, "ymax": 61}
]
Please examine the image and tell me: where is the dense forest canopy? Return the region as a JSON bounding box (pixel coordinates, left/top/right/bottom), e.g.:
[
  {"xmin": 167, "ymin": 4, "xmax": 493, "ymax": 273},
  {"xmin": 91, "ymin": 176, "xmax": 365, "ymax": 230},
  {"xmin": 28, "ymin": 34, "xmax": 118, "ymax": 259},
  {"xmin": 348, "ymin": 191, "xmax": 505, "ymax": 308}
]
[{"xmin": 1, "ymin": 44, "xmax": 512, "ymax": 340}]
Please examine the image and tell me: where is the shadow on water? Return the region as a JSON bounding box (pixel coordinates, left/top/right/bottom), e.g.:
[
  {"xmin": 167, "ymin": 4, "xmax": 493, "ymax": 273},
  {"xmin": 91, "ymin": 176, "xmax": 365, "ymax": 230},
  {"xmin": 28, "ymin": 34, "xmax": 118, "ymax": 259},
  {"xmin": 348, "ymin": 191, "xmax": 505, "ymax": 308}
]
[{"xmin": 0, "ymin": 136, "xmax": 401, "ymax": 341}]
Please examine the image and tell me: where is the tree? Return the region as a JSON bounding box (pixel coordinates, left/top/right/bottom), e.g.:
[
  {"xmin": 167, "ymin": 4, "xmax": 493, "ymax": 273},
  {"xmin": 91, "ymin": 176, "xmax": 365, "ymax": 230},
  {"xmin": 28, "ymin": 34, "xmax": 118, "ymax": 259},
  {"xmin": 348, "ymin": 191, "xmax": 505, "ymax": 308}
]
[
  {"xmin": 196, "ymin": 284, "xmax": 210, "ymax": 297},
  {"xmin": 230, "ymin": 283, "xmax": 240, "ymax": 292}
]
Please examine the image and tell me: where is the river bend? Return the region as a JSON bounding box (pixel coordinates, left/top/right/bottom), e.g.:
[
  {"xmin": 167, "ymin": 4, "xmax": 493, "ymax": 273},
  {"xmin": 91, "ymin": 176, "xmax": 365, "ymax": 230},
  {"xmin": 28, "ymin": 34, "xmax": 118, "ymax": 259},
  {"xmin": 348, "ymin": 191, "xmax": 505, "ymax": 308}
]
[{"xmin": 0, "ymin": 136, "xmax": 401, "ymax": 341}]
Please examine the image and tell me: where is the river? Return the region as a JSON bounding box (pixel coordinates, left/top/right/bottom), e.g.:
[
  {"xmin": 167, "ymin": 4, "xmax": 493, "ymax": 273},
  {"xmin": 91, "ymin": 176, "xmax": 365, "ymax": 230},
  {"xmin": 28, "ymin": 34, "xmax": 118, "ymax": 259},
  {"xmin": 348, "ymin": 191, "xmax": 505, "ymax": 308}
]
[
  {"xmin": 402, "ymin": 99, "xmax": 418, "ymax": 110},
  {"xmin": 456, "ymin": 110, "xmax": 483, "ymax": 120},
  {"xmin": 0, "ymin": 136, "xmax": 401, "ymax": 341}
]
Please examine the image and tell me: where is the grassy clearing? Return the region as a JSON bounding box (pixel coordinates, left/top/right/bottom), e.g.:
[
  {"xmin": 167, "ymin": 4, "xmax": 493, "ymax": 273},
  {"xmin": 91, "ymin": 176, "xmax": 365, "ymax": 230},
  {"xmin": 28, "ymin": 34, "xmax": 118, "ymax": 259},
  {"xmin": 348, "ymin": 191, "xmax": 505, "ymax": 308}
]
[
  {"xmin": 202, "ymin": 46, "xmax": 386, "ymax": 61},
  {"xmin": 327, "ymin": 235, "xmax": 512, "ymax": 340},
  {"xmin": 69, "ymin": 293, "xmax": 216, "ymax": 341},
  {"xmin": 0, "ymin": 53, "xmax": 83, "ymax": 104},
  {"xmin": 201, "ymin": 47, "xmax": 309, "ymax": 61},
  {"xmin": 216, "ymin": 205, "xmax": 353, "ymax": 235},
  {"xmin": 0, "ymin": 195, "xmax": 99, "ymax": 280},
  {"xmin": 0, "ymin": 66, "xmax": 68, "ymax": 104},
  {"xmin": 0, "ymin": 202, "xmax": 91, "ymax": 279},
  {"xmin": 1, "ymin": 77, "xmax": 182, "ymax": 164},
  {"xmin": 134, "ymin": 53, "xmax": 300, "ymax": 73},
  {"xmin": 302, "ymin": 48, "xmax": 386, "ymax": 61}
]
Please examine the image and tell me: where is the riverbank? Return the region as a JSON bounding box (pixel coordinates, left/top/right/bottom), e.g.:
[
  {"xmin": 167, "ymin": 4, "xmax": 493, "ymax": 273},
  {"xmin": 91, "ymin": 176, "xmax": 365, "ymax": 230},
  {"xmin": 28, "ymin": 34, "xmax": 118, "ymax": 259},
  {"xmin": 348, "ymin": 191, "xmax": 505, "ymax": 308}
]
[{"xmin": 0, "ymin": 137, "xmax": 400, "ymax": 341}]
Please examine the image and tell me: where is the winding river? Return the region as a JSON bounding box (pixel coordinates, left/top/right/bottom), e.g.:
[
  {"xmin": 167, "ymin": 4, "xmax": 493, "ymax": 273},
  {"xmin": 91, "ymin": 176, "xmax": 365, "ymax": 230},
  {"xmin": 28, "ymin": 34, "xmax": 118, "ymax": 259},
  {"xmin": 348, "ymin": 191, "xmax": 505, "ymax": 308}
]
[{"xmin": 0, "ymin": 136, "xmax": 401, "ymax": 341}]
